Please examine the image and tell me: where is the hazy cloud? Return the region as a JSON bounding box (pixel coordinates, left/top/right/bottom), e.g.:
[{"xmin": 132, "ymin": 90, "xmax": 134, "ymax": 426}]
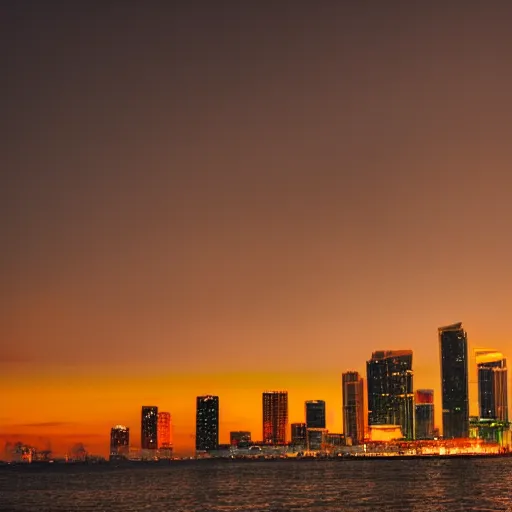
[
  {"xmin": 59, "ymin": 433, "xmax": 103, "ymax": 439},
  {"xmin": 15, "ymin": 422, "xmax": 74, "ymax": 428}
]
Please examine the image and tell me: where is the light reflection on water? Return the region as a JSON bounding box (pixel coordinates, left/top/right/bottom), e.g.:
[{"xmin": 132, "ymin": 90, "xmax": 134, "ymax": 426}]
[{"xmin": 1, "ymin": 458, "xmax": 512, "ymax": 511}]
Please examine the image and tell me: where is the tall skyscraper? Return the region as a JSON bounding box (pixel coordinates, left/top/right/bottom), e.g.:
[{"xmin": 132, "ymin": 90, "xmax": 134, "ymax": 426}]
[
  {"xmin": 157, "ymin": 412, "xmax": 172, "ymax": 449},
  {"xmin": 305, "ymin": 400, "xmax": 326, "ymax": 429},
  {"xmin": 475, "ymin": 349, "xmax": 508, "ymax": 421},
  {"xmin": 196, "ymin": 395, "xmax": 219, "ymax": 451},
  {"xmin": 110, "ymin": 425, "xmax": 129, "ymax": 458},
  {"xmin": 367, "ymin": 350, "xmax": 414, "ymax": 439},
  {"xmin": 415, "ymin": 389, "xmax": 435, "ymax": 440},
  {"xmin": 141, "ymin": 406, "xmax": 158, "ymax": 450},
  {"xmin": 291, "ymin": 422, "xmax": 307, "ymax": 445},
  {"xmin": 262, "ymin": 391, "xmax": 288, "ymax": 444},
  {"xmin": 439, "ymin": 322, "xmax": 469, "ymax": 438},
  {"xmin": 342, "ymin": 371, "xmax": 365, "ymax": 444}
]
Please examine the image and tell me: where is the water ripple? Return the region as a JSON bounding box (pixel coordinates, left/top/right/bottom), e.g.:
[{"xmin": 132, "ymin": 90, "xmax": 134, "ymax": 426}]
[{"xmin": 1, "ymin": 458, "xmax": 511, "ymax": 511}]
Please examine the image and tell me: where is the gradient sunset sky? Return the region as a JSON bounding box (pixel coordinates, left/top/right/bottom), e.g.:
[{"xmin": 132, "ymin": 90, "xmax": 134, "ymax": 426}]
[{"xmin": 2, "ymin": 1, "xmax": 512, "ymax": 457}]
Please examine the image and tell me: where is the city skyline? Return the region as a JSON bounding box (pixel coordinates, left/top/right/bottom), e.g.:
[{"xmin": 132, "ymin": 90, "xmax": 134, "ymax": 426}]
[
  {"xmin": 6, "ymin": 324, "xmax": 512, "ymax": 456},
  {"xmin": 4, "ymin": 320, "xmax": 511, "ymax": 458},
  {"xmin": 3, "ymin": 2, "xmax": 512, "ymax": 459}
]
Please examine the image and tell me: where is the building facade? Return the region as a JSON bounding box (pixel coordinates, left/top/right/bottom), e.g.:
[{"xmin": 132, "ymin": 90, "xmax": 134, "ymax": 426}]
[
  {"xmin": 141, "ymin": 406, "xmax": 158, "ymax": 450},
  {"xmin": 305, "ymin": 400, "xmax": 326, "ymax": 429},
  {"xmin": 262, "ymin": 391, "xmax": 288, "ymax": 444},
  {"xmin": 367, "ymin": 350, "xmax": 414, "ymax": 439},
  {"xmin": 415, "ymin": 389, "xmax": 435, "ymax": 440},
  {"xmin": 196, "ymin": 395, "xmax": 219, "ymax": 452},
  {"xmin": 475, "ymin": 349, "xmax": 508, "ymax": 421},
  {"xmin": 110, "ymin": 425, "xmax": 130, "ymax": 458},
  {"xmin": 439, "ymin": 323, "xmax": 469, "ymax": 438},
  {"xmin": 342, "ymin": 371, "xmax": 365, "ymax": 444},
  {"xmin": 291, "ymin": 422, "xmax": 307, "ymax": 445},
  {"xmin": 306, "ymin": 428, "xmax": 327, "ymax": 451},
  {"xmin": 325, "ymin": 432, "xmax": 345, "ymax": 448},
  {"xmin": 230, "ymin": 431, "xmax": 251, "ymax": 446},
  {"xmin": 157, "ymin": 412, "xmax": 172, "ymax": 449}
]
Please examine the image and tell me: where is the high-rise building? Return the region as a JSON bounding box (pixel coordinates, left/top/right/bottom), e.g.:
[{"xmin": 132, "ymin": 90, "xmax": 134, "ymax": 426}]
[
  {"xmin": 305, "ymin": 400, "xmax": 326, "ymax": 429},
  {"xmin": 262, "ymin": 391, "xmax": 288, "ymax": 444},
  {"xmin": 475, "ymin": 349, "xmax": 508, "ymax": 421},
  {"xmin": 110, "ymin": 425, "xmax": 129, "ymax": 458},
  {"xmin": 415, "ymin": 389, "xmax": 435, "ymax": 440},
  {"xmin": 141, "ymin": 406, "xmax": 158, "ymax": 450},
  {"xmin": 291, "ymin": 422, "xmax": 307, "ymax": 445},
  {"xmin": 229, "ymin": 431, "xmax": 251, "ymax": 446},
  {"xmin": 196, "ymin": 395, "xmax": 219, "ymax": 451},
  {"xmin": 494, "ymin": 368, "xmax": 508, "ymax": 422},
  {"xmin": 342, "ymin": 371, "xmax": 365, "ymax": 445},
  {"xmin": 157, "ymin": 412, "xmax": 172, "ymax": 449},
  {"xmin": 367, "ymin": 350, "xmax": 414, "ymax": 439},
  {"xmin": 439, "ymin": 322, "xmax": 469, "ymax": 438}
]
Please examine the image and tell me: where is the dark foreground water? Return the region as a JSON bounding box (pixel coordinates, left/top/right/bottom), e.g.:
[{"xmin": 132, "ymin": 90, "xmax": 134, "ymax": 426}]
[{"xmin": 1, "ymin": 458, "xmax": 512, "ymax": 511}]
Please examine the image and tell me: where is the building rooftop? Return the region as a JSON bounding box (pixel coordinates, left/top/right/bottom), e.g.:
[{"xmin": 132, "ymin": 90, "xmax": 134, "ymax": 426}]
[
  {"xmin": 438, "ymin": 322, "xmax": 463, "ymax": 332},
  {"xmin": 474, "ymin": 348, "xmax": 505, "ymax": 365},
  {"xmin": 369, "ymin": 350, "xmax": 413, "ymax": 361}
]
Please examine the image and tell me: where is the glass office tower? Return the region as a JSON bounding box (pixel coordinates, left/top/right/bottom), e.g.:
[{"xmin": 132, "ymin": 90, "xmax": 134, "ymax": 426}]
[
  {"xmin": 415, "ymin": 389, "xmax": 435, "ymax": 440},
  {"xmin": 141, "ymin": 406, "xmax": 158, "ymax": 450},
  {"xmin": 196, "ymin": 395, "xmax": 219, "ymax": 451},
  {"xmin": 439, "ymin": 322, "xmax": 469, "ymax": 438},
  {"xmin": 367, "ymin": 350, "xmax": 414, "ymax": 439},
  {"xmin": 475, "ymin": 349, "xmax": 508, "ymax": 421},
  {"xmin": 342, "ymin": 371, "xmax": 365, "ymax": 444},
  {"xmin": 305, "ymin": 400, "xmax": 326, "ymax": 429}
]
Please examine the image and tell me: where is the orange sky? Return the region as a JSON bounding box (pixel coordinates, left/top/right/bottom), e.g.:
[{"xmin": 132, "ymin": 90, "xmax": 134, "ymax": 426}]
[
  {"xmin": 2, "ymin": 366, "xmax": 348, "ymax": 456},
  {"xmin": 0, "ymin": 368, "xmax": 353, "ymax": 456}
]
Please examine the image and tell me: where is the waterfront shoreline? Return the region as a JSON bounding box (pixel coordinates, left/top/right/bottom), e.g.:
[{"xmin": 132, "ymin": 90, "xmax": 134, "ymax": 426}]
[{"xmin": 2, "ymin": 451, "xmax": 511, "ymax": 468}]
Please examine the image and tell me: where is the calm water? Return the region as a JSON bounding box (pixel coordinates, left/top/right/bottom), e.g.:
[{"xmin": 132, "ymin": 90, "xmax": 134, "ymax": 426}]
[{"xmin": 1, "ymin": 458, "xmax": 512, "ymax": 511}]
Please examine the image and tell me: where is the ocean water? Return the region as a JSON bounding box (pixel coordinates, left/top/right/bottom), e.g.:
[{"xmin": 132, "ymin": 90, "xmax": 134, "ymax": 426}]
[{"xmin": 1, "ymin": 458, "xmax": 511, "ymax": 511}]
